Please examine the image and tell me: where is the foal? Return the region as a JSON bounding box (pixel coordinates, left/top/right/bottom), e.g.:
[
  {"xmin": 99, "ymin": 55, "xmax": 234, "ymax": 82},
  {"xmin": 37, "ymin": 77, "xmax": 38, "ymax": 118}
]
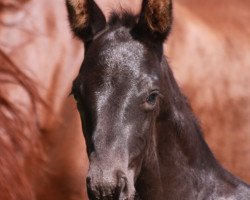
[{"xmin": 66, "ymin": 0, "xmax": 250, "ymax": 199}]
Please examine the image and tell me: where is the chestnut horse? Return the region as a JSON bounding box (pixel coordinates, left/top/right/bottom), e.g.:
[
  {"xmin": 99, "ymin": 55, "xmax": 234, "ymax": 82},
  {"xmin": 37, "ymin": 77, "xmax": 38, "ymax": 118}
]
[{"xmin": 67, "ymin": 0, "xmax": 250, "ymax": 199}]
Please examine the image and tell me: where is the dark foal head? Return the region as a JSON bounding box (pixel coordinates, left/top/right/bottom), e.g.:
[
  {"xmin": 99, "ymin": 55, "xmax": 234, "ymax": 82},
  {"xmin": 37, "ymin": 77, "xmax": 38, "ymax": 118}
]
[{"xmin": 67, "ymin": 0, "xmax": 172, "ymax": 199}]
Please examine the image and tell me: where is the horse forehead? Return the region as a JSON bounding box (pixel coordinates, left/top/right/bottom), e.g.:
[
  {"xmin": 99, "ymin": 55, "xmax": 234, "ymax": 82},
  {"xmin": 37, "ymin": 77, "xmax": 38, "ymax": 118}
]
[
  {"xmin": 84, "ymin": 28, "xmax": 158, "ymax": 92},
  {"xmin": 98, "ymin": 29, "xmax": 147, "ymax": 76}
]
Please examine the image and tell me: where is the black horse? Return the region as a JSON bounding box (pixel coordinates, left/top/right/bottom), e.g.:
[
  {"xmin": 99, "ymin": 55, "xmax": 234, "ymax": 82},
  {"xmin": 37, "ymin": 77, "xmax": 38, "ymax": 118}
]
[{"xmin": 66, "ymin": 0, "xmax": 250, "ymax": 199}]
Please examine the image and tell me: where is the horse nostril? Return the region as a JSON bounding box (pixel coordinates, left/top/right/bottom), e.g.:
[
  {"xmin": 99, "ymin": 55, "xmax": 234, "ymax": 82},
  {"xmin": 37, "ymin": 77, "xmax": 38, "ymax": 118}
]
[
  {"xmin": 116, "ymin": 175, "xmax": 129, "ymax": 200},
  {"xmin": 118, "ymin": 176, "xmax": 127, "ymax": 193},
  {"xmin": 116, "ymin": 171, "xmax": 127, "ymax": 193},
  {"xmin": 86, "ymin": 176, "xmax": 97, "ymax": 199},
  {"xmin": 86, "ymin": 176, "xmax": 91, "ymax": 188}
]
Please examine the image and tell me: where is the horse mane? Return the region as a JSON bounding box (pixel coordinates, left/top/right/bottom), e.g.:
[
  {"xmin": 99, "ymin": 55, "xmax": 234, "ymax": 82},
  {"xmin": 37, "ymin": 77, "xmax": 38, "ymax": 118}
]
[
  {"xmin": 0, "ymin": 49, "xmax": 45, "ymax": 200},
  {"xmin": 107, "ymin": 11, "xmax": 137, "ymax": 28}
]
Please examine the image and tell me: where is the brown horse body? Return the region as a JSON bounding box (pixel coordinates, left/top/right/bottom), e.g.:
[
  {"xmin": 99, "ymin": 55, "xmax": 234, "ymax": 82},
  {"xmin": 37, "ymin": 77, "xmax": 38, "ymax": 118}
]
[{"xmin": 0, "ymin": 0, "xmax": 87, "ymax": 199}]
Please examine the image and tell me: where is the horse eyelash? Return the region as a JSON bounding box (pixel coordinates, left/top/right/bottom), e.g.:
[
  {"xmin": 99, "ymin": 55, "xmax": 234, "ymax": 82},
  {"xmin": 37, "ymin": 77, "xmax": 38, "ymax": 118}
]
[{"xmin": 150, "ymin": 90, "xmax": 163, "ymax": 99}]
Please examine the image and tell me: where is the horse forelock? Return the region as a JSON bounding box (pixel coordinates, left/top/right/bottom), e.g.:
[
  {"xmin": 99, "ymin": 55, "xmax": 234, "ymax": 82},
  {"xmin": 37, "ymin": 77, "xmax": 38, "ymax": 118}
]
[{"xmin": 107, "ymin": 11, "xmax": 137, "ymax": 28}]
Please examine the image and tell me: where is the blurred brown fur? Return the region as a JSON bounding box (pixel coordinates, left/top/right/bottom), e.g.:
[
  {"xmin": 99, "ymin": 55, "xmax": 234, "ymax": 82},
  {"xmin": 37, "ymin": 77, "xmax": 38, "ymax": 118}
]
[
  {"xmin": 0, "ymin": 50, "xmax": 44, "ymax": 200},
  {"xmin": 0, "ymin": 0, "xmax": 87, "ymax": 199},
  {"xmin": 0, "ymin": 0, "xmax": 30, "ymax": 7}
]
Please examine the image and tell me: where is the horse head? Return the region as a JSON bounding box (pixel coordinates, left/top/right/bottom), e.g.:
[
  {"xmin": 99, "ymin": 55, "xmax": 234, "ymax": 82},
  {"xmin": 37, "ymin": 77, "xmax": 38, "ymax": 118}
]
[{"xmin": 67, "ymin": 0, "xmax": 172, "ymax": 199}]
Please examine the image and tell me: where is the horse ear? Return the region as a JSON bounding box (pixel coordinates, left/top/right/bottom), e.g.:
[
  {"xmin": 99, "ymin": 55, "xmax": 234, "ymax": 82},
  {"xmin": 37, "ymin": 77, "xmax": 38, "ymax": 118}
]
[
  {"xmin": 66, "ymin": 0, "xmax": 106, "ymax": 42},
  {"xmin": 135, "ymin": 0, "xmax": 173, "ymax": 42}
]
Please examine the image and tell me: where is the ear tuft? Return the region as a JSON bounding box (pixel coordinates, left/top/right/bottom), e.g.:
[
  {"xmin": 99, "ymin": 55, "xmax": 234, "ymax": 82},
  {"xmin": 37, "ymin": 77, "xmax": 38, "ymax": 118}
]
[
  {"xmin": 66, "ymin": 0, "xmax": 106, "ymax": 42},
  {"xmin": 66, "ymin": 0, "xmax": 89, "ymax": 31},
  {"xmin": 136, "ymin": 0, "xmax": 173, "ymax": 42},
  {"xmin": 145, "ymin": 0, "xmax": 172, "ymax": 33}
]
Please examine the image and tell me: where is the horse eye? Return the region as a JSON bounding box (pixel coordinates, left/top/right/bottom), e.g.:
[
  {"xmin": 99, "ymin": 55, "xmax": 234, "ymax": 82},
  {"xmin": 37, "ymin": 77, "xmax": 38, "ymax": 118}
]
[{"xmin": 146, "ymin": 92, "xmax": 158, "ymax": 105}]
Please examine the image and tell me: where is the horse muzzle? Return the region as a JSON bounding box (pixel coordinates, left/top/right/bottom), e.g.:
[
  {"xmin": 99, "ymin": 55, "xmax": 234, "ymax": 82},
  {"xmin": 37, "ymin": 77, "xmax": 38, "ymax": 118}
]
[{"xmin": 86, "ymin": 169, "xmax": 136, "ymax": 200}]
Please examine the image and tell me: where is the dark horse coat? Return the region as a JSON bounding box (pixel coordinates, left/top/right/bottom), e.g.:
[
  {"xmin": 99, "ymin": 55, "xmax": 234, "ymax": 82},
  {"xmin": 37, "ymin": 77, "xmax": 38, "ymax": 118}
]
[{"xmin": 67, "ymin": 0, "xmax": 250, "ymax": 199}]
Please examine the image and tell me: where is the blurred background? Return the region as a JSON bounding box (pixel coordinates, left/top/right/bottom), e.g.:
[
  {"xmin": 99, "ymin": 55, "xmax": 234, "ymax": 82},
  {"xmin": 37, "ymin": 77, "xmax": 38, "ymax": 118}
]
[{"xmin": 0, "ymin": 0, "xmax": 249, "ymax": 199}]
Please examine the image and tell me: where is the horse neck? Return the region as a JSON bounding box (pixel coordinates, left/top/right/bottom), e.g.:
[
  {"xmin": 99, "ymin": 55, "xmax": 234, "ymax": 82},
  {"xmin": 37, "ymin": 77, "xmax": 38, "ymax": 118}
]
[
  {"xmin": 155, "ymin": 108, "xmax": 218, "ymax": 198},
  {"xmin": 136, "ymin": 60, "xmax": 224, "ymax": 199}
]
